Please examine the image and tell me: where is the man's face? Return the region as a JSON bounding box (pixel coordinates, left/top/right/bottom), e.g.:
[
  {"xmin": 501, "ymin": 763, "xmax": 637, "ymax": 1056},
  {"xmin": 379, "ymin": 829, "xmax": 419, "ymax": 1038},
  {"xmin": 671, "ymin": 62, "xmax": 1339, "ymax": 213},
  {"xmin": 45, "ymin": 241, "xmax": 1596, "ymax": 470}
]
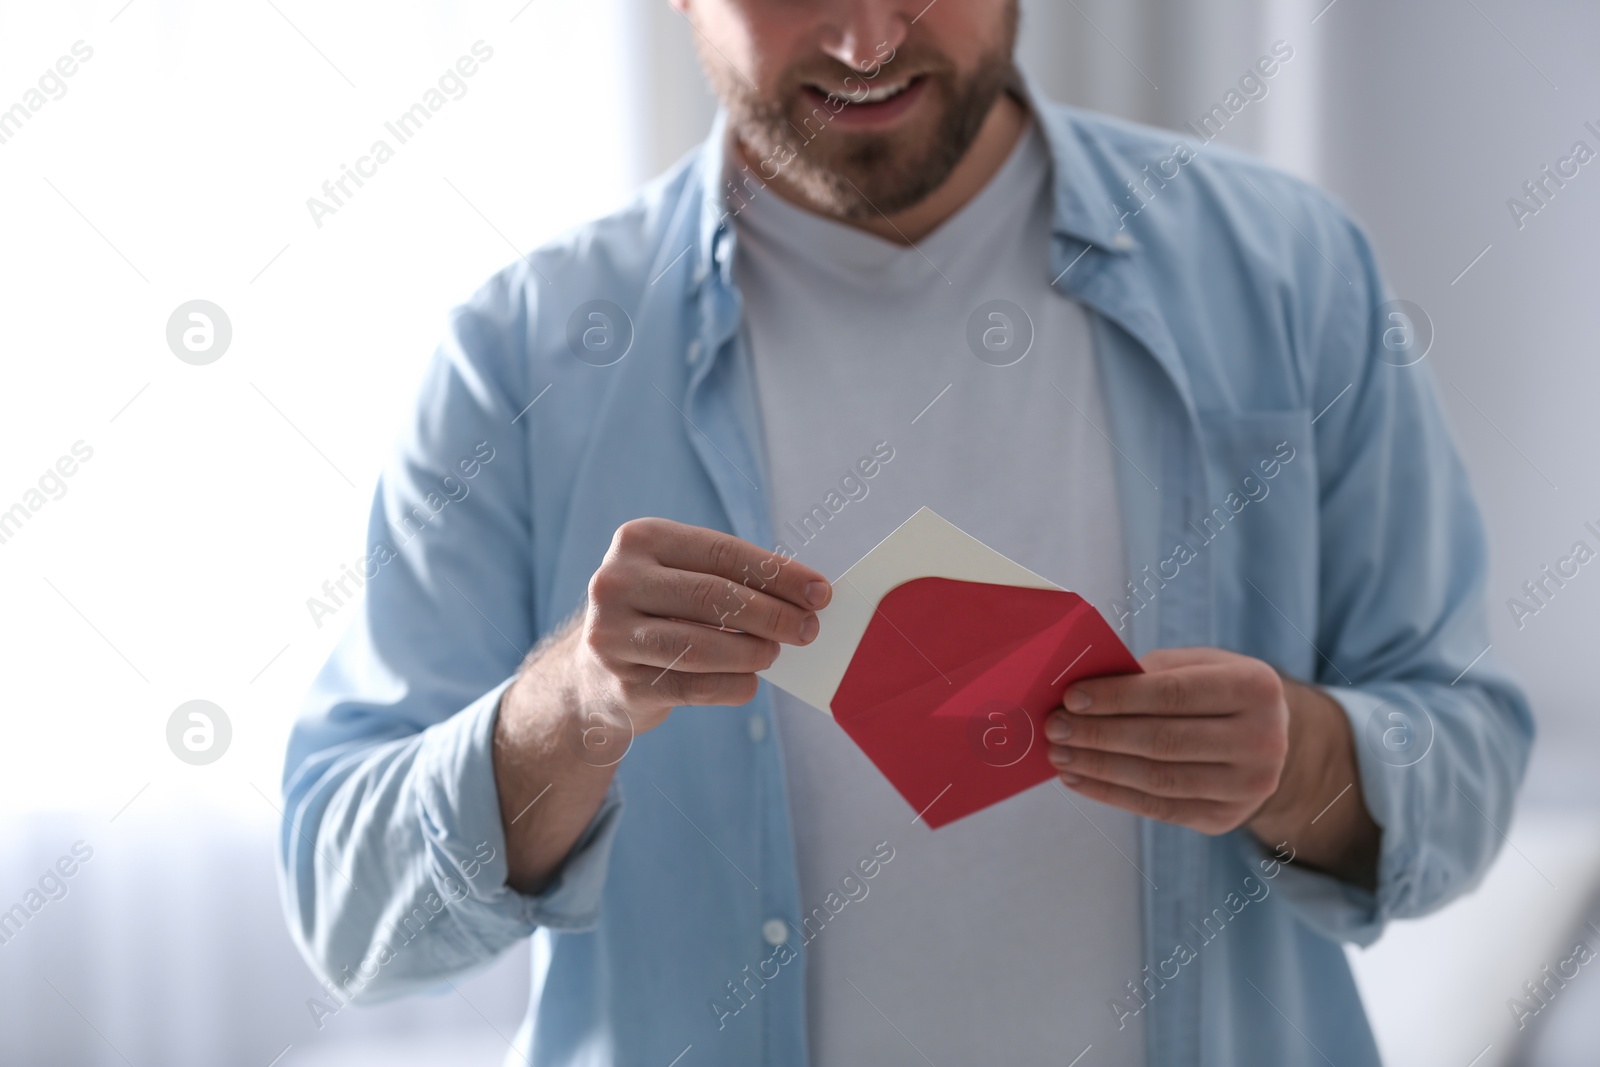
[{"xmin": 679, "ymin": 0, "xmax": 1021, "ymax": 219}]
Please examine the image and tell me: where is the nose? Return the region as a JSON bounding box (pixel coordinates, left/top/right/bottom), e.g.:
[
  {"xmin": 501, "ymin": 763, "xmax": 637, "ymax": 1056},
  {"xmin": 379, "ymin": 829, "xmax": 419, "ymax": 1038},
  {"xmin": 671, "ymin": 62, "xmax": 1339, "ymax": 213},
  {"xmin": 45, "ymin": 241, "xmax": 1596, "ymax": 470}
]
[{"xmin": 816, "ymin": 1, "xmax": 911, "ymax": 73}]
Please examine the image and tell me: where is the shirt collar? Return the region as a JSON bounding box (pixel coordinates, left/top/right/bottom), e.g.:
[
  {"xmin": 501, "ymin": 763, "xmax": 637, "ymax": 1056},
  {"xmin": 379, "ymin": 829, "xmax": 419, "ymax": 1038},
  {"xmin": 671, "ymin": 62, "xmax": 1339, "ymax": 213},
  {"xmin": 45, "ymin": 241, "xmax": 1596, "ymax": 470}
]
[{"xmin": 1010, "ymin": 68, "xmax": 1140, "ymax": 255}]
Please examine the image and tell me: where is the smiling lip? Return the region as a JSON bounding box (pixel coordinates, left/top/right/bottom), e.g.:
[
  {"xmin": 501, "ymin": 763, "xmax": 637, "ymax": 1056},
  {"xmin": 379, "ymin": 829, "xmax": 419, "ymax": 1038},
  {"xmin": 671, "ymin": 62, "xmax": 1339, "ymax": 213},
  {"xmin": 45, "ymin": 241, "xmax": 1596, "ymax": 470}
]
[{"xmin": 800, "ymin": 75, "xmax": 929, "ymax": 129}]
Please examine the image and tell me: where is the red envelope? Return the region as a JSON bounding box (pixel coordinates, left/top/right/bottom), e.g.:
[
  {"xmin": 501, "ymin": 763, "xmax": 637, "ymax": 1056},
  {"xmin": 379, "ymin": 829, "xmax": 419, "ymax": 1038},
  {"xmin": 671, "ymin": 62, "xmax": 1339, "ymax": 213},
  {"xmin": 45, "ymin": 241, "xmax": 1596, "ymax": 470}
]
[{"xmin": 829, "ymin": 576, "xmax": 1142, "ymax": 829}]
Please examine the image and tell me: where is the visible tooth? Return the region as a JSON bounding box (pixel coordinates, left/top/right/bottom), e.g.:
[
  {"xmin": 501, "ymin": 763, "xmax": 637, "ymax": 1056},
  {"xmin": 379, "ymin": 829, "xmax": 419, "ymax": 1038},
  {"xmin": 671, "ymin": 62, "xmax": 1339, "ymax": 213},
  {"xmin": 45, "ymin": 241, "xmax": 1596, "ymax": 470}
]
[{"xmin": 857, "ymin": 80, "xmax": 909, "ymax": 103}]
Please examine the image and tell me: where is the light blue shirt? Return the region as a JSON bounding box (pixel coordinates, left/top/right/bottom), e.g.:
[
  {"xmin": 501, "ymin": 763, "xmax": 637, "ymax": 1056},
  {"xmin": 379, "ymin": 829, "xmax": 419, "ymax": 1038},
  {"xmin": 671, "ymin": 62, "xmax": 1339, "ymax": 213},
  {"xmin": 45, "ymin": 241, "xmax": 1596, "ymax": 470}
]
[{"xmin": 278, "ymin": 83, "xmax": 1533, "ymax": 1067}]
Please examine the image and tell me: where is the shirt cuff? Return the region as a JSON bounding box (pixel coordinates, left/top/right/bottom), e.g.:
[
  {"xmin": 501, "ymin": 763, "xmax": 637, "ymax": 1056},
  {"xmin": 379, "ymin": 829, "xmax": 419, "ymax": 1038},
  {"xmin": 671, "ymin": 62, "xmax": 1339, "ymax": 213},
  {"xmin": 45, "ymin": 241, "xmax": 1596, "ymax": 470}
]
[
  {"xmin": 412, "ymin": 676, "xmax": 626, "ymax": 947},
  {"xmin": 1235, "ymin": 684, "xmax": 1419, "ymax": 947}
]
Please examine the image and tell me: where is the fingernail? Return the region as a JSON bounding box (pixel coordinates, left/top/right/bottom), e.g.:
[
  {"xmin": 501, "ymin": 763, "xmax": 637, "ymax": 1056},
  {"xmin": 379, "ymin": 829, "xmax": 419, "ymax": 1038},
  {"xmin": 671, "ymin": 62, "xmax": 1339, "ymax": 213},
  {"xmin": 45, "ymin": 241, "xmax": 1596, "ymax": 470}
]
[
  {"xmin": 1047, "ymin": 745, "xmax": 1072, "ymax": 766},
  {"xmin": 1063, "ymin": 687, "xmax": 1091, "ymax": 712},
  {"xmin": 1044, "ymin": 714, "xmax": 1071, "ymax": 743},
  {"xmin": 805, "ymin": 580, "xmax": 830, "ymax": 608},
  {"xmin": 1061, "ymin": 772, "xmax": 1083, "ymax": 786},
  {"xmin": 799, "ymin": 615, "xmax": 819, "ymax": 643}
]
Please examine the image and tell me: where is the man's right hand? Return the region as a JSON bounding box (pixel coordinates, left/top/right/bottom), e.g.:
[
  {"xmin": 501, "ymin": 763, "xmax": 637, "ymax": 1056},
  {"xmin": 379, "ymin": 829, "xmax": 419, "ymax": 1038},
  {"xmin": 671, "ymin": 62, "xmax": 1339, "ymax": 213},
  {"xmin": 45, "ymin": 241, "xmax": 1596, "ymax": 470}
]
[
  {"xmin": 574, "ymin": 517, "xmax": 831, "ymax": 733},
  {"xmin": 493, "ymin": 518, "xmax": 830, "ymax": 893}
]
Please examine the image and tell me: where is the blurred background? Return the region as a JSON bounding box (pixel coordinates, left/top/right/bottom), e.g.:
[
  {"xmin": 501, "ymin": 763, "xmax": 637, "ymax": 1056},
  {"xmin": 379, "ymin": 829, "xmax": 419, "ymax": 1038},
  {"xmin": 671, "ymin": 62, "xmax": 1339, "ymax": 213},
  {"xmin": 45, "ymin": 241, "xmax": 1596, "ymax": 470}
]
[{"xmin": 1, "ymin": 0, "xmax": 1596, "ymax": 1064}]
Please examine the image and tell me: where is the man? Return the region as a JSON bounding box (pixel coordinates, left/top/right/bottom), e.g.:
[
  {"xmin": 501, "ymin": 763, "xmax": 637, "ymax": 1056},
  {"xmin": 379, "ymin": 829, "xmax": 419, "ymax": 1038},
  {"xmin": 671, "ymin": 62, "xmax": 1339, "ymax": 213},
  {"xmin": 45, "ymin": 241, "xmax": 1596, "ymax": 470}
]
[{"xmin": 278, "ymin": 1, "xmax": 1532, "ymax": 1064}]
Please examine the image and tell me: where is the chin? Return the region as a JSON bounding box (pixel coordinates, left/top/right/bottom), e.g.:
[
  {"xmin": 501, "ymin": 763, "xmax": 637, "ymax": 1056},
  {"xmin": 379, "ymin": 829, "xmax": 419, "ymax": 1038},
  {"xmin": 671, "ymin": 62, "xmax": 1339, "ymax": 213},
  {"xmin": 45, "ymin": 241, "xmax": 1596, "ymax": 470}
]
[{"xmin": 791, "ymin": 114, "xmax": 956, "ymax": 215}]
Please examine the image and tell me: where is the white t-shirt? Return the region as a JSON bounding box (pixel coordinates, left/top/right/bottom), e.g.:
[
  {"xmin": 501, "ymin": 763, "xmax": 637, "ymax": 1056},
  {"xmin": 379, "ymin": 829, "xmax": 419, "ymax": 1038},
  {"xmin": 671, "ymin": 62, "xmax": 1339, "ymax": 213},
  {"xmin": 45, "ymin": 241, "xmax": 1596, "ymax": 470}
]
[{"xmin": 733, "ymin": 115, "xmax": 1145, "ymax": 1067}]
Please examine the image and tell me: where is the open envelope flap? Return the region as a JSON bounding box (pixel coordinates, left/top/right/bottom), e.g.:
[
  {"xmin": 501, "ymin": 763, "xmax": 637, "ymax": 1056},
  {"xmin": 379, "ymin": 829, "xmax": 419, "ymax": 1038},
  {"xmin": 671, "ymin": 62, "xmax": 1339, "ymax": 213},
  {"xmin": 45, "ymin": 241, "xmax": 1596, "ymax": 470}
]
[
  {"xmin": 827, "ymin": 578, "xmax": 1088, "ymax": 714},
  {"xmin": 758, "ymin": 507, "xmax": 1060, "ymax": 712},
  {"xmin": 828, "ymin": 579, "xmax": 1143, "ymax": 828}
]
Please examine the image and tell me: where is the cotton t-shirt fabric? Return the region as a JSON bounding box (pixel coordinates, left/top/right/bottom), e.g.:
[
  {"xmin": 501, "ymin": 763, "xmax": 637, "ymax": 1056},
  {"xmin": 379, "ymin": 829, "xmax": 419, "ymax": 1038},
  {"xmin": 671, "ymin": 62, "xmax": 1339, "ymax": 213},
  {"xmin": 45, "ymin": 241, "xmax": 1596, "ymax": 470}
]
[{"xmin": 732, "ymin": 113, "xmax": 1146, "ymax": 1067}]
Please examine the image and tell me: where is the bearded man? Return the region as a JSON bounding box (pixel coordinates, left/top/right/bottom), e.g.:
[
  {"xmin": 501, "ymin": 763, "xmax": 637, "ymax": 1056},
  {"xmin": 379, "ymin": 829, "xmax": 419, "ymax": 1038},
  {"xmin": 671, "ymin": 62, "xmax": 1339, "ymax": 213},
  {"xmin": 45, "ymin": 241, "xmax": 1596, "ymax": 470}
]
[{"xmin": 278, "ymin": 2, "xmax": 1531, "ymax": 1065}]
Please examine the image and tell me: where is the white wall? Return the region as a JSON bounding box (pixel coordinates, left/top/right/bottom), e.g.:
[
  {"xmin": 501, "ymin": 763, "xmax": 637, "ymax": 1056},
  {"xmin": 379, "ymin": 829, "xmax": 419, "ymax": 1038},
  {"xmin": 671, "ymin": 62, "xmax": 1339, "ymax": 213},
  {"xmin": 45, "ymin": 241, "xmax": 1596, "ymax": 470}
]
[{"xmin": 1311, "ymin": 0, "xmax": 1600, "ymax": 806}]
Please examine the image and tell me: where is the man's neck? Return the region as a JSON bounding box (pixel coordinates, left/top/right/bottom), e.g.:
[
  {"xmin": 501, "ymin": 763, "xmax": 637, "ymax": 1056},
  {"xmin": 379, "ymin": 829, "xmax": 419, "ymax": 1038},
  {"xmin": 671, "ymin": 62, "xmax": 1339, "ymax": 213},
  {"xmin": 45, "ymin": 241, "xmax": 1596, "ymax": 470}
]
[{"xmin": 739, "ymin": 91, "xmax": 1029, "ymax": 246}]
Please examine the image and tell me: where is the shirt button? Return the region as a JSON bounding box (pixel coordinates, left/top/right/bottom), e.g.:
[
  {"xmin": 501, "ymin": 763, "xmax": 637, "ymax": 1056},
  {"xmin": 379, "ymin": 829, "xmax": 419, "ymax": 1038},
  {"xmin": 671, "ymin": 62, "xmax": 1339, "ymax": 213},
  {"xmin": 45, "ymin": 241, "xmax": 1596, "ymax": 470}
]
[
  {"xmin": 687, "ymin": 340, "xmax": 702, "ymax": 364},
  {"xmin": 1112, "ymin": 232, "xmax": 1135, "ymax": 250},
  {"xmin": 762, "ymin": 919, "xmax": 788, "ymax": 946},
  {"xmin": 747, "ymin": 715, "xmax": 767, "ymax": 742}
]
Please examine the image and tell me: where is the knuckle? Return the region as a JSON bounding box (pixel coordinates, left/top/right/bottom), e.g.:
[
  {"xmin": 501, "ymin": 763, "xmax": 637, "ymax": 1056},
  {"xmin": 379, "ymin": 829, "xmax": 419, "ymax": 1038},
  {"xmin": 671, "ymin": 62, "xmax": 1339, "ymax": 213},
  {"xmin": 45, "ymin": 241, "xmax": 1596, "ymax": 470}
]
[
  {"xmin": 1149, "ymin": 723, "xmax": 1184, "ymax": 760},
  {"xmin": 613, "ymin": 518, "xmax": 649, "ymax": 553},
  {"xmin": 1244, "ymin": 663, "xmax": 1283, "ymax": 707},
  {"xmin": 690, "ymin": 574, "xmax": 729, "ymax": 617},
  {"xmin": 581, "ymin": 631, "xmax": 609, "ymax": 671},
  {"xmin": 667, "ymin": 671, "xmax": 705, "ymax": 705},
  {"xmin": 656, "ymin": 669, "xmax": 701, "ymax": 706},
  {"xmin": 1157, "ymin": 675, "xmax": 1188, "ymax": 713},
  {"xmin": 1070, "ymin": 720, "xmax": 1099, "ymax": 749},
  {"xmin": 587, "ymin": 564, "xmax": 622, "ymax": 604},
  {"xmin": 1065, "ymin": 747, "xmax": 1099, "ymax": 776},
  {"xmin": 667, "ymin": 633, "xmax": 703, "ymax": 669},
  {"xmin": 706, "ymin": 535, "xmax": 741, "ymax": 577},
  {"xmin": 626, "ymin": 624, "xmax": 659, "ymax": 659},
  {"xmin": 1137, "ymin": 792, "xmax": 1171, "ymax": 821},
  {"xmin": 1148, "ymin": 763, "xmax": 1181, "ymax": 796}
]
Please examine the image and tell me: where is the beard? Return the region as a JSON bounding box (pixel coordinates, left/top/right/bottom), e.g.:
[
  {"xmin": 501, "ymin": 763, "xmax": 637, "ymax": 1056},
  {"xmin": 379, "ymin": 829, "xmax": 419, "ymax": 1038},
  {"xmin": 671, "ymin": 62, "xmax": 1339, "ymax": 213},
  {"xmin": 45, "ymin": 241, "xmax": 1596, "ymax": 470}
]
[{"xmin": 701, "ymin": 6, "xmax": 1020, "ymax": 220}]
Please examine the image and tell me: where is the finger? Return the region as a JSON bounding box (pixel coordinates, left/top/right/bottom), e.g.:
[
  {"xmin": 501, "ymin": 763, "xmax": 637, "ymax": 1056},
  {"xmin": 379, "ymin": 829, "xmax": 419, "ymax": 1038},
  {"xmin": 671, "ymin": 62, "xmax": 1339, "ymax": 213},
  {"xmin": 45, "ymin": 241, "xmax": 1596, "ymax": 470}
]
[
  {"xmin": 1046, "ymin": 744, "xmax": 1249, "ymax": 800},
  {"xmin": 630, "ymin": 566, "xmax": 820, "ymax": 645},
  {"xmin": 596, "ymin": 615, "xmax": 780, "ymax": 674},
  {"xmin": 1046, "ymin": 712, "xmax": 1240, "ymax": 762},
  {"xmin": 1138, "ymin": 647, "xmax": 1236, "ymax": 672},
  {"xmin": 619, "ymin": 665, "xmax": 761, "ymax": 708},
  {"xmin": 637, "ymin": 518, "xmax": 831, "ymax": 610},
  {"xmin": 1058, "ymin": 774, "xmax": 1241, "ymax": 835},
  {"xmin": 1064, "ymin": 661, "xmax": 1279, "ymax": 717}
]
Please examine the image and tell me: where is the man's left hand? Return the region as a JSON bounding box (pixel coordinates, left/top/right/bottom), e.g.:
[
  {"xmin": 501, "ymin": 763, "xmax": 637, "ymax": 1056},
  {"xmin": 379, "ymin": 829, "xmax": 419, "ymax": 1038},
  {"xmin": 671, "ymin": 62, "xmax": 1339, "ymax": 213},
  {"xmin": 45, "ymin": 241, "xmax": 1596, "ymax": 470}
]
[{"xmin": 1043, "ymin": 646, "xmax": 1380, "ymax": 887}]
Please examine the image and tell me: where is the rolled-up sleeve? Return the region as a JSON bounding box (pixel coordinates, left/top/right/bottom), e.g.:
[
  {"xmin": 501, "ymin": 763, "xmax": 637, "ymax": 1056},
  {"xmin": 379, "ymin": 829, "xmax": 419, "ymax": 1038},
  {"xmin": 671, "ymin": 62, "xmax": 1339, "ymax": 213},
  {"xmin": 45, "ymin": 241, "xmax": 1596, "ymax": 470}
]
[
  {"xmin": 1247, "ymin": 201, "xmax": 1535, "ymax": 946},
  {"xmin": 275, "ymin": 263, "xmax": 623, "ymax": 1000}
]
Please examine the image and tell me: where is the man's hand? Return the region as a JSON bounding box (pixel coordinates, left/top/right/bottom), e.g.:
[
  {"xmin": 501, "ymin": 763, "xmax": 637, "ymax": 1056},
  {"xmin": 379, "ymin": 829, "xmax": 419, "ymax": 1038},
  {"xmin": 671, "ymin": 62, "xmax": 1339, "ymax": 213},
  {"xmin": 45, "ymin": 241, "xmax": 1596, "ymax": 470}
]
[
  {"xmin": 494, "ymin": 518, "xmax": 830, "ymax": 893},
  {"xmin": 1044, "ymin": 647, "xmax": 1379, "ymax": 888},
  {"xmin": 573, "ymin": 517, "xmax": 831, "ymax": 731}
]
